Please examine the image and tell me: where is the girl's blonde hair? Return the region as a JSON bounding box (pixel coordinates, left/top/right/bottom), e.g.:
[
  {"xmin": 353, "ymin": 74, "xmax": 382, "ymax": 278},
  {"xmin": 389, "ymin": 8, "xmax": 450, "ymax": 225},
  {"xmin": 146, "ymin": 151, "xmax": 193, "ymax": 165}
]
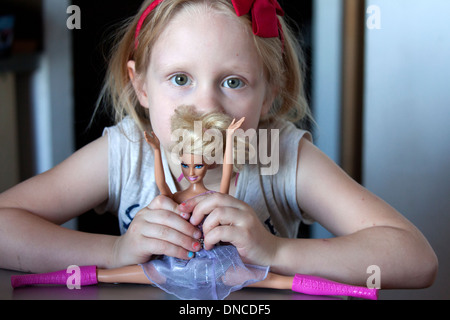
[{"xmin": 98, "ymin": 0, "xmax": 312, "ymax": 131}]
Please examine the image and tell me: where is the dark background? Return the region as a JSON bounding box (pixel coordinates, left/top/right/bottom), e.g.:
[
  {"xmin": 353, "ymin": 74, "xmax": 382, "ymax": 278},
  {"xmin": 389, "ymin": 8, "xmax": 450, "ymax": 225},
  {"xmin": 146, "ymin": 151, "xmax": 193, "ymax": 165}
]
[{"xmin": 70, "ymin": 0, "xmax": 313, "ymax": 236}]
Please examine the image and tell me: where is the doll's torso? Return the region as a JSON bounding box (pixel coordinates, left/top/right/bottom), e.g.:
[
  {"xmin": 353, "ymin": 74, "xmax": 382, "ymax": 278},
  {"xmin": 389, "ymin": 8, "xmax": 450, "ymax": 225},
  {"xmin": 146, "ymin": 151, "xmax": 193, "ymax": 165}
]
[{"xmin": 172, "ymin": 184, "xmax": 211, "ymax": 204}]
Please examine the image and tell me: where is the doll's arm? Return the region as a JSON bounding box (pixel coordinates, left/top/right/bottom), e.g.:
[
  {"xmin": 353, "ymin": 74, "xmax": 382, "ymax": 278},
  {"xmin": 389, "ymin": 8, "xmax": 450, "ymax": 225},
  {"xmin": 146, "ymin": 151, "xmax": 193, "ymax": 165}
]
[
  {"xmin": 144, "ymin": 132, "xmax": 172, "ymax": 197},
  {"xmin": 220, "ymin": 118, "xmax": 245, "ymax": 194}
]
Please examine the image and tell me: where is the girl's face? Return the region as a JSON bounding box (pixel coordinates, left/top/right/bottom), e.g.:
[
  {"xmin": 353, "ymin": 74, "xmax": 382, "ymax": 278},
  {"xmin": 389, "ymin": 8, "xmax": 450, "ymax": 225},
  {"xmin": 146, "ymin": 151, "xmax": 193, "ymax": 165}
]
[
  {"xmin": 180, "ymin": 153, "xmax": 208, "ymax": 185},
  {"xmin": 130, "ymin": 6, "xmax": 274, "ymax": 150}
]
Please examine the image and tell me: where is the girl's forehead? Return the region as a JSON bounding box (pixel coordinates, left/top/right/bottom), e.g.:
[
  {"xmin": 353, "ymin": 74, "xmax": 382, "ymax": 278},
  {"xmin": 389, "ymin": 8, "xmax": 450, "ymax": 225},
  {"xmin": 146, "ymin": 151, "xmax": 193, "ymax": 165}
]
[{"xmin": 150, "ymin": 7, "xmax": 261, "ymax": 73}]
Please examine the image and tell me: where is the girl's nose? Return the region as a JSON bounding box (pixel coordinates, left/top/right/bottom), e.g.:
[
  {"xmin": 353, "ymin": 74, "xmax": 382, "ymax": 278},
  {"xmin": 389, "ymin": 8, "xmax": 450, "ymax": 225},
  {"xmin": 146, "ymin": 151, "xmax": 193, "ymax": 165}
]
[
  {"xmin": 192, "ymin": 84, "xmax": 223, "ymax": 114},
  {"xmin": 189, "ymin": 166, "xmax": 195, "ymax": 176}
]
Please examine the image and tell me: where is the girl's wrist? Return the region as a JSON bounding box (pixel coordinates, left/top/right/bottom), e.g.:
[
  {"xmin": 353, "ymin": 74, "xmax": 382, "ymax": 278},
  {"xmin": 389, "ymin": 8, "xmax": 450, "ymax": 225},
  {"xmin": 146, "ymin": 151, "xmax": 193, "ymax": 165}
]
[
  {"xmin": 267, "ymin": 237, "xmax": 300, "ymax": 275},
  {"xmin": 262, "ymin": 234, "xmax": 283, "ymax": 269},
  {"xmin": 110, "ymin": 235, "xmax": 127, "ymax": 269}
]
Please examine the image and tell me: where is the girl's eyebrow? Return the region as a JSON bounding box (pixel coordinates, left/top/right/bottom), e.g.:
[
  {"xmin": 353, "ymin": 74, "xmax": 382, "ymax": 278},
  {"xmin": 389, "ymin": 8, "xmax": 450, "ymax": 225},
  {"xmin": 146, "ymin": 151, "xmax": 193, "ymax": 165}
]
[
  {"xmin": 155, "ymin": 59, "xmax": 258, "ymax": 78},
  {"xmin": 157, "ymin": 62, "xmax": 188, "ymax": 73}
]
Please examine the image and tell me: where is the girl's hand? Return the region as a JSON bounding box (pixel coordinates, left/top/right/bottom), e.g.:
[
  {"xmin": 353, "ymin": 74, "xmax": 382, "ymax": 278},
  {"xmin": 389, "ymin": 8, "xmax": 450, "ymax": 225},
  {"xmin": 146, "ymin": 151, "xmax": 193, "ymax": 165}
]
[
  {"xmin": 144, "ymin": 131, "xmax": 161, "ymax": 150},
  {"xmin": 112, "ymin": 195, "xmax": 203, "ymax": 267},
  {"xmin": 182, "ymin": 193, "xmax": 279, "ymax": 267}
]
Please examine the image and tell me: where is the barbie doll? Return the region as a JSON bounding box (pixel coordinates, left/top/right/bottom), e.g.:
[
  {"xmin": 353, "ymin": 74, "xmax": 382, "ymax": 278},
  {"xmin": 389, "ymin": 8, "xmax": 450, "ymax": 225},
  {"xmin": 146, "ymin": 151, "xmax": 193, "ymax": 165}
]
[{"xmin": 138, "ymin": 105, "xmax": 269, "ymax": 299}]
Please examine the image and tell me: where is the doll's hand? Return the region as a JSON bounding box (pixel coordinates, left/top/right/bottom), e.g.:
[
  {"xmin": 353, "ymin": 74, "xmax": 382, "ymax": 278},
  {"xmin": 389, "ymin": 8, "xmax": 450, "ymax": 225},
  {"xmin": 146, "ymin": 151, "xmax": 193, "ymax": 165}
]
[
  {"xmin": 144, "ymin": 131, "xmax": 161, "ymax": 150},
  {"xmin": 112, "ymin": 195, "xmax": 203, "ymax": 267},
  {"xmin": 227, "ymin": 118, "xmax": 245, "ymax": 136},
  {"xmin": 182, "ymin": 193, "xmax": 279, "ymax": 267}
]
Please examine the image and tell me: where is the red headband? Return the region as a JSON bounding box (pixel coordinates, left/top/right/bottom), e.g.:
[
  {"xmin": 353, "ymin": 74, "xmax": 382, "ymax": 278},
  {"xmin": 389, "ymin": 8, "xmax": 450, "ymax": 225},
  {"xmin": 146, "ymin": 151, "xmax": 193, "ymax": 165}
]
[
  {"xmin": 135, "ymin": 0, "xmax": 164, "ymax": 49},
  {"xmin": 134, "ymin": 0, "xmax": 284, "ymax": 50}
]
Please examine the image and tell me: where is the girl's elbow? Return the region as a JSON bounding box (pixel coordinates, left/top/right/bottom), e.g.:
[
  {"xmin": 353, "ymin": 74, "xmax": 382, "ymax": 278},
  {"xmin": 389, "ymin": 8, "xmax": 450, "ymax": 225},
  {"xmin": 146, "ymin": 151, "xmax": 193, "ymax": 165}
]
[
  {"xmin": 407, "ymin": 246, "xmax": 439, "ymax": 289},
  {"xmin": 402, "ymin": 228, "xmax": 438, "ymax": 288},
  {"xmin": 420, "ymin": 250, "xmax": 439, "ymax": 288}
]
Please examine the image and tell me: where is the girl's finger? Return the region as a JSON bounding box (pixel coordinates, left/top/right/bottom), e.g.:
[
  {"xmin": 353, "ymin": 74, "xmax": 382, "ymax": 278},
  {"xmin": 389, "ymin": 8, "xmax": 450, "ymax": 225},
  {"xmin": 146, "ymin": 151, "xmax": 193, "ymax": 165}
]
[
  {"xmin": 147, "ymin": 195, "xmax": 181, "ymax": 215},
  {"xmin": 202, "ymin": 225, "xmax": 236, "ymax": 251},
  {"xmin": 147, "ymin": 195, "xmax": 193, "ymax": 220},
  {"xmin": 139, "ymin": 208, "xmax": 202, "ymax": 241},
  {"xmin": 138, "ymin": 237, "xmax": 198, "ymax": 260},
  {"xmin": 186, "ymin": 193, "xmax": 246, "ymax": 225},
  {"xmin": 200, "ymin": 206, "xmax": 242, "ymax": 236},
  {"xmin": 138, "ymin": 221, "xmax": 202, "ymax": 254}
]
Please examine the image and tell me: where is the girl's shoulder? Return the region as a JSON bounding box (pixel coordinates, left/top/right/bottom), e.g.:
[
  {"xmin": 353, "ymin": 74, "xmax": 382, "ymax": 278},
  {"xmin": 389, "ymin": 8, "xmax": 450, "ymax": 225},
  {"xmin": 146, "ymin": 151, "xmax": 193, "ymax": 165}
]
[
  {"xmin": 102, "ymin": 116, "xmax": 150, "ymax": 161},
  {"xmin": 103, "ymin": 116, "xmax": 144, "ymax": 142},
  {"xmin": 258, "ymin": 119, "xmax": 312, "ymax": 146}
]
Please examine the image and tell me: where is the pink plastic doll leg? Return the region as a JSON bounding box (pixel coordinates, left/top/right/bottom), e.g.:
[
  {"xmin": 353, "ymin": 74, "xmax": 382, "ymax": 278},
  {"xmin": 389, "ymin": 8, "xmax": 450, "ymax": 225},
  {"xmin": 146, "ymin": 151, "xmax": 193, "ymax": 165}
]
[
  {"xmin": 11, "ymin": 265, "xmax": 98, "ymax": 289},
  {"xmin": 291, "ymin": 274, "xmax": 378, "ymax": 300}
]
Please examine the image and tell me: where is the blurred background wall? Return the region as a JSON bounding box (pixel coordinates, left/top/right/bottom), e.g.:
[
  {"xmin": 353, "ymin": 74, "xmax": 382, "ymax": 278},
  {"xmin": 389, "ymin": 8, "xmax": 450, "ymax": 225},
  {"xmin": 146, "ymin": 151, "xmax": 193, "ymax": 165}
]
[
  {"xmin": 312, "ymin": 0, "xmax": 450, "ymax": 299},
  {"xmin": 361, "ymin": 0, "xmax": 450, "ymax": 299},
  {"xmin": 0, "ymin": 0, "xmax": 74, "ymax": 232}
]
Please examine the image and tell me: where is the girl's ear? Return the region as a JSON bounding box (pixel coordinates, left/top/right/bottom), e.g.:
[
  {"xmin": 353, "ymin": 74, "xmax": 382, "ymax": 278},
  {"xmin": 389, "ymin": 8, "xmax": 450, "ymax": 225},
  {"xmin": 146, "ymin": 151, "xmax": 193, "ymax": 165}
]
[{"xmin": 128, "ymin": 60, "xmax": 149, "ymax": 109}]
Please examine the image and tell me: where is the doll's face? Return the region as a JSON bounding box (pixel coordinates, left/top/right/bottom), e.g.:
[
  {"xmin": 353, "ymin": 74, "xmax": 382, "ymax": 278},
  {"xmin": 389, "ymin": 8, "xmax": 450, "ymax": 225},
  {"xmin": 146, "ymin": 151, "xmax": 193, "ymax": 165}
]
[
  {"xmin": 130, "ymin": 6, "xmax": 275, "ymax": 150},
  {"xmin": 180, "ymin": 153, "xmax": 208, "ymax": 185}
]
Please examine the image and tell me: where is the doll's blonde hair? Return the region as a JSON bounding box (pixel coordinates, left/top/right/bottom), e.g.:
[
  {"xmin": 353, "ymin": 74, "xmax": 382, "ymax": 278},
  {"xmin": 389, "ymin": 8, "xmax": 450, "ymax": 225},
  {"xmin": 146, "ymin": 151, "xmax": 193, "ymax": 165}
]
[
  {"xmin": 98, "ymin": 0, "xmax": 312, "ymax": 131},
  {"xmin": 170, "ymin": 105, "xmax": 247, "ymax": 172}
]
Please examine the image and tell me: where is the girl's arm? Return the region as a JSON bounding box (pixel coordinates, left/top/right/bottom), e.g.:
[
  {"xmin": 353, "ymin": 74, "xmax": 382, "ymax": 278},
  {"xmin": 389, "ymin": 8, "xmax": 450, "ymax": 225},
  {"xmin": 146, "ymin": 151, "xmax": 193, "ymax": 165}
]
[
  {"xmin": 144, "ymin": 131, "xmax": 172, "ymax": 197},
  {"xmin": 0, "ymin": 134, "xmax": 201, "ymax": 274},
  {"xmin": 271, "ymin": 138, "xmax": 438, "ymax": 289},
  {"xmin": 220, "ymin": 118, "xmax": 245, "ymax": 194},
  {"xmin": 0, "ymin": 135, "xmax": 117, "ymax": 273}
]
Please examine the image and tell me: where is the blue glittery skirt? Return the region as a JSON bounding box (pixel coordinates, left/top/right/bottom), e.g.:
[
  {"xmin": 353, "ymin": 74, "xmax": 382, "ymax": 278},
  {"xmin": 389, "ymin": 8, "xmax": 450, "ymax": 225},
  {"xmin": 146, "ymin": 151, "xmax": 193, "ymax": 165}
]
[{"xmin": 140, "ymin": 245, "xmax": 269, "ymax": 300}]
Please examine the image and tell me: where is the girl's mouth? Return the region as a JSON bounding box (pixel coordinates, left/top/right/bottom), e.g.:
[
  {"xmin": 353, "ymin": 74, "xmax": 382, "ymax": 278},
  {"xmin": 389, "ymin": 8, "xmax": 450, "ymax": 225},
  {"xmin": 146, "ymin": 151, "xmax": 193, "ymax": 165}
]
[{"xmin": 188, "ymin": 176, "xmax": 198, "ymax": 182}]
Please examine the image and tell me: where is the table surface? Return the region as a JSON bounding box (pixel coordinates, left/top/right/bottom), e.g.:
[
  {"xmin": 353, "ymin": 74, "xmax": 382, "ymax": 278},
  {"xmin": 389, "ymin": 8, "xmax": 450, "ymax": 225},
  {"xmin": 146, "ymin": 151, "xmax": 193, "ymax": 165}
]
[{"xmin": 0, "ymin": 268, "xmax": 345, "ymax": 300}]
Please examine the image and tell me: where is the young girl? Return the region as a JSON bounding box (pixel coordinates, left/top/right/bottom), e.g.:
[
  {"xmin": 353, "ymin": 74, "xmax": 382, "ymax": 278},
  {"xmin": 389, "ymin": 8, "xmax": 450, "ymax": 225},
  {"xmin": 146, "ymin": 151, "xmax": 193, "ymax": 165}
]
[{"xmin": 0, "ymin": 0, "xmax": 437, "ymax": 291}]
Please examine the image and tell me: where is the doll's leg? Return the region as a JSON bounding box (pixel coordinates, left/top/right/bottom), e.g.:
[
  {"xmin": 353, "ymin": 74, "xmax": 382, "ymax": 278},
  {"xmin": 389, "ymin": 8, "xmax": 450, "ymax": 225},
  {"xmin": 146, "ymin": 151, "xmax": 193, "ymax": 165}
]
[
  {"xmin": 97, "ymin": 265, "xmax": 153, "ymax": 285},
  {"xmin": 247, "ymin": 272, "xmax": 293, "ymax": 290},
  {"xmin": 11, "ymin": 265, "xmax": 98, "ymax": 288},
  {"xmin": 12, "ymin": 265, "xmax": 153, "ymax": 288},
  {"xmin": 250, "ymin": 273, "xmax": 378, "ymax": 300}
]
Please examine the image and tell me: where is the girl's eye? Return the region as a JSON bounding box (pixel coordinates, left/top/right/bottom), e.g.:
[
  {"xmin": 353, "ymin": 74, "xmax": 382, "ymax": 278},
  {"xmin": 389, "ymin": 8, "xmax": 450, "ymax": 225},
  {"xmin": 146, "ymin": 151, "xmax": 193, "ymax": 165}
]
[
  {"xmin": 223, "ymin": 78, "xmax": 244, "ymax": 89},
  {"xmin": 171, "ymin": 74, "xmax": 191, "ymax": 86},
  {"xmin": 181, "ymin": 163, "xmax": 188, "ymax": 169},
  {"xmin": 195, "ymin": 165, "xmax": 204, "ymax": 169}
]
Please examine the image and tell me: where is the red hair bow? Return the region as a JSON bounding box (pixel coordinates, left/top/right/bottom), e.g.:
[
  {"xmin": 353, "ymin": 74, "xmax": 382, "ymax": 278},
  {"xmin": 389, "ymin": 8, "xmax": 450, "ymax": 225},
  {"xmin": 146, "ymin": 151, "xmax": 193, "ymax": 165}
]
[
  {"xmin": 231, "ymin": 0, "xmax": 284, "ymax": 38},
  {"xmin": 135, "ymin": 0, "xmax": 285, "ymax": 50}
]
